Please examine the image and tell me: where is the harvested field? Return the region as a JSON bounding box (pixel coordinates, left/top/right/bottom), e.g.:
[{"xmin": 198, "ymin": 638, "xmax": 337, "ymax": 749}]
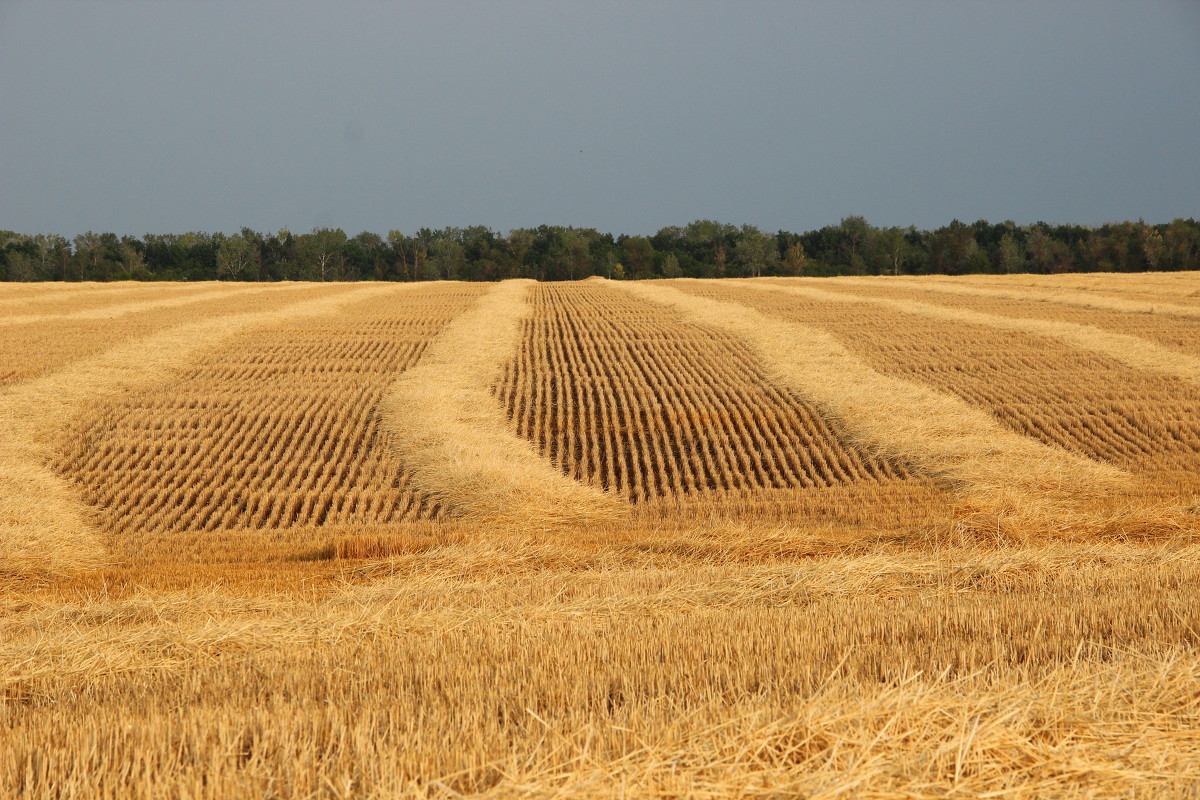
[
  {"xmin": 806, "ymin": 276, "xmax": 1200, "ymax": 357},
  {"xmin": 57, "ymin": 283, "xmax": 486, "ymax": 561},
  {"xmin": 3, "ymin": 275, "xmax": 1200, "ymax": 799},
  {"xmin": 494, "ymin": 282, "xmax": 941, "ymax": 530},
  {"xmin": 676, "ymin": 279, "xmax": 1200, "ymax": 511}
]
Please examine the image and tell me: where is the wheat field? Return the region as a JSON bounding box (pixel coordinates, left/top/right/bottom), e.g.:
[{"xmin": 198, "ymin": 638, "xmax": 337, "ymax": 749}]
[{"xmin": 3, "ymin": 274, "xmax": 1200, "ymax": 799}]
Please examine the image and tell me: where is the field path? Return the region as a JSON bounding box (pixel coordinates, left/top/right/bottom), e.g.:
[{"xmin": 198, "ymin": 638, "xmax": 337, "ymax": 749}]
[
  {"xmin": 611, "ymin": 279, "xmax": 1124, "ymax": 517},
  {"xmin": 0, "ymin": 284, "xmax": 400, "ymax": 575},
  {"xmin": 380, "ymin": 279, "xmax": 625, "ymax": 526},
  {"xmin": 743, "ymin": 280, "xmax": 1200, "ymax": 387}
]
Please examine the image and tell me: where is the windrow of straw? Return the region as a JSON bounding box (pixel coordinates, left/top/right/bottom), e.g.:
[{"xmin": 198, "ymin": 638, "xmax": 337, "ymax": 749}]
[
  {"xmin": 0, "ymin": 281, "xmax": 213, "ymax": 314},
  {"xmin": 494, "ymin": 282, "xmax": 914, "ymax": 500},
  {"xmin": 609, "ymin": 279, "xmax": 1125, "ymax": 522},
  {"xmin": 0, "ymin": 283, "xmax": 399, "ymax": 576},
  {"xmin": 927, "ymin": 270, "xmax": 1200, "ymax": 301},
  {"xmin": 686, "ymin": 280, "xmax": 1200, "ymax": 512},
  {"xmin": 833, "ymin": 275, "xmax": 1200, "ymax": 319},
  {"xmin": 742, "ymin": 279, "xmax": 1200, "ymax": 387},
  {"xmin": 379, "ymin": 279, "xmax": 626, "ymax": 527},
  {"xmin": 0, "ymin": 282, "xmax": 325, "ymax": 327},
  {"xmin": 57, "ymin": 284, "xmax": 486, "ymax": 562},
  {"xmin": 0, "ymin": 284, "xmax": 326, "ymax": 389},
  {"xmin": 791, "ymin": 277, "xmax": 1200, "ymax": 358}
]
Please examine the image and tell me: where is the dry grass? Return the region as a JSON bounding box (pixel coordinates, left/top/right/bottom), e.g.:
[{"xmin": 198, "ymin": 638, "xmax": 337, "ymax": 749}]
[
  {"xmin": 492, "ymin": 283, "xmax": 938, "ymax": 527},
  {"xmin": 799, "ymin": 277, "xmax": 1200, "ymax": 358},
  {"xmin": 4, "ymin": 278, "xmax": 1200, "ymax": 798},
  {"xmin": 678, "ymin": 280, "xmax": 1200, "ymax": 517},
  {"xmin": 55, "ymin": 283, "xmax": 486, "ymax": 563},
  {"xmin": 0, "ymin": 283, "xmax": 331, "ymax": 387}
]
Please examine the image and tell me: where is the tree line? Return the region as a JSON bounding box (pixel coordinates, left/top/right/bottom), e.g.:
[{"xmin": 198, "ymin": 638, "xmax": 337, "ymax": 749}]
[{"xmin": 2, "ymin": 217, "xmax": 1198, "ymax": 283}]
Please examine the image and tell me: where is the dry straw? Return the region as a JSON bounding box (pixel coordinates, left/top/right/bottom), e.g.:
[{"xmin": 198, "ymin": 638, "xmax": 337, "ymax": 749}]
[
  {"xmin": 0, "ymin": 282, "xmax": 325, "ymax": 327},
  {"xmin": 610, "ymin": 279, "xmax": 1125, "ymax": 520},
  {"xmin": 836, "ymin": 275, "xmax": 1200, "ymax": 319},
  {"xmin": 0, "ymin": 283, "xmax": 399, "ymax": 576},
  {"xmin": 380, "ymin": 279, "xmax": 626, "ymax": 527},
  {"xmin": 743, "ymin": 280, "xmax": 1200, "ymax": 387}
]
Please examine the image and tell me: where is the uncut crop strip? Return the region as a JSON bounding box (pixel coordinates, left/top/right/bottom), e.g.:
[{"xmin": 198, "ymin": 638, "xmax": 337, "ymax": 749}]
[
  {"xmin": 59, "ymin": 284, "xmax": 485, "ymax": 554},
  {"xmin": 614, "ymin": 280, "xmax": 1125, "ymax": 518},
  {"xmin": 740, "ymin": 280, "xmax": 1200, "ymax": 387},
  {"xmin": 381, "ymin": 280, "xmax": 624, "ymax": 526},
  {"xmin": 800, "ymin": 278, "xmax": 1200, "ymax": 359},
  {"xmin": 0, "ymin": 284, "xmax": 329, "ymax": 388},
  {"xmin": 2, "ymin": 283, "xmax": 396, "ymax": 576},
  {"xmin": 494, "ymin": 282, "xmax": 927, "ymax": 515},
  {"xmin": 678, "ymin": 281, "xmax": 1200, "ymax": 503}
]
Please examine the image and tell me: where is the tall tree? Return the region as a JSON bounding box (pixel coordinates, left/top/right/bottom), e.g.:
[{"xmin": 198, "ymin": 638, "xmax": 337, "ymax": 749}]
[
  {"xmin": 734, "ymin": 225, "xmax": 778, "ymax": 277},
  {"xmin": 997, "ymin": 232, "xmax": 1025, "ymax": 273},
  {"xmin": 216, "ymin": 233, "xmax": 261, "ymax": 280},
  {"xmin": 295, "ymin": 228, "xmax": 347, "ymax": 281}
]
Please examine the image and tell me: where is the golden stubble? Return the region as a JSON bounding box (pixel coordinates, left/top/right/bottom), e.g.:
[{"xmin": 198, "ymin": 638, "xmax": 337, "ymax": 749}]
[
  {"xmin": 0, "ymin": 284, "xmax": 402, "ymax": 576},
  {"xmin": 379, "ymin": 279, "xmax": 627, "ymax": 527},
  {"xmin": 609, "ymin": 279, "xmax": 1126, "ymax": 526}
]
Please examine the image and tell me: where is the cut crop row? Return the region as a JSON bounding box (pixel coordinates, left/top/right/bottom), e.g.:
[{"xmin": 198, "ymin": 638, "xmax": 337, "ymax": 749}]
[
  {"xmin": 493, "ymin": 282, "xmax": 914, "ymax": 506},
  {"xmin": 58, "ymin": 285, "xmax": 485, "ymax": 539}
]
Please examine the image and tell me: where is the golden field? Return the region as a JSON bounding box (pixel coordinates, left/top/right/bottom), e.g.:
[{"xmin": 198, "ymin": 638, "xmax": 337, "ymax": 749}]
[{"xmin": 2, "ymin": 274, "xmax": 1200, "ymax": 799}]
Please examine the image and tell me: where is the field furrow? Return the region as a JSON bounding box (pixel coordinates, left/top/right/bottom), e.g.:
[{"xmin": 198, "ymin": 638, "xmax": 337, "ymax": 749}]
[
  {"xmin": 740, "ymin": 281, "xmax": 1200, "ymax": 391},
  {"xmin": 836, "ymin": 275, "xmax": 1200, "ymax": 316},
  {"xmin": 2, "ymin": 283, "xmax": 398, "ymax": 575},
  {"xmin": 930, "ymin": 271, "xmax": 1200, "ymax": 304}
]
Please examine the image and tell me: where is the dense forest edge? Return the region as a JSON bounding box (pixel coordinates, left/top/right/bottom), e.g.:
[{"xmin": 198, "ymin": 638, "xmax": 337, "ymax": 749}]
[{"xmin": 3, "ymin": 217, "xmax": 1198, "ymax": 283}]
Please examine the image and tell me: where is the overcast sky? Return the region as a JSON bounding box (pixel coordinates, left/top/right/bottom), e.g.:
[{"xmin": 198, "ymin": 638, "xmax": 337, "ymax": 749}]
[{"xmin": 2, "ymin": 1, "xmax": 1198, "ymax": 237}]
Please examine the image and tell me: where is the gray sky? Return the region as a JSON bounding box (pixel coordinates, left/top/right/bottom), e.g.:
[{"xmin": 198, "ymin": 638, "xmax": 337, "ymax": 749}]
[{"xmin": 2, "ymin": 1, "xmax": 1198, "ymax": 237}]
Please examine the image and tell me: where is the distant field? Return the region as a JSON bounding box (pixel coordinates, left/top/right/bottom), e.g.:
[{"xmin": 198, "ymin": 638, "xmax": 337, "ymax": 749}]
[{"xmin": 3, "ymin": 275, "xmax": 1200, "ymax": 798}]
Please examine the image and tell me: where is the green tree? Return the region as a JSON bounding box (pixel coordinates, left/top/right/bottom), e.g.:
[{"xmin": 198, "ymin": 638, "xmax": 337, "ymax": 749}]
[
  {"xmin": 1137, "ymin": 222, "xmax": 1165, "ymax": 270},
  {"xmin": 873, "ymin": 227, "xmax": 910, "ymax": 276},
  {"xmin": 620, "ymin": 236, "xmax": 656, "ymax": 279},
  {"xmin": 780, "ymin": 241, "xmax": 808, "ymax": 276},
  {"xmin": 118, "ymin": 240, "xmax": 147, "ymax": 277},
  {"xmin": 216, "ymin": 233, "xmax": 261, "ymax": 280},
  {"xmin": 995, "ymin": 232, "xmax": 1022, "ymax": 273},
  {"xmin": 296, "ymin": 228, "xmax": 347, "ymax": 281},
  {"xmin": 734, "ymin": 225, "xmax": 778, "ymax": 277},
  {"xmin": 506, "ymin": 229, "xmax": 535, "ymax": 279},
  {"xmin": 428, "ymin": 238, "xmax": 466, "ymax": 280},
  {"xmin": 661, "ymin": 252, "xmax": 683, "ymax": 278}
]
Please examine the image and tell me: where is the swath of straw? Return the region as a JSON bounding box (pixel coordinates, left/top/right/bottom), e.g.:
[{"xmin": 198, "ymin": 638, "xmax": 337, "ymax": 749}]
[
  {"xmin": 379, "ymin": 279, "xmax": 627, "ymax": 528},
  {"xmin": 0, "ymin": 283, "xmax": 403, "ymax": 576},
  {"xmin": 740, "ymin": 279, "xmax": 1200, "ymax": 388},
  {"xmin": 608, "ymin": 278, "xmax": 1125, "ymax": 524}
]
